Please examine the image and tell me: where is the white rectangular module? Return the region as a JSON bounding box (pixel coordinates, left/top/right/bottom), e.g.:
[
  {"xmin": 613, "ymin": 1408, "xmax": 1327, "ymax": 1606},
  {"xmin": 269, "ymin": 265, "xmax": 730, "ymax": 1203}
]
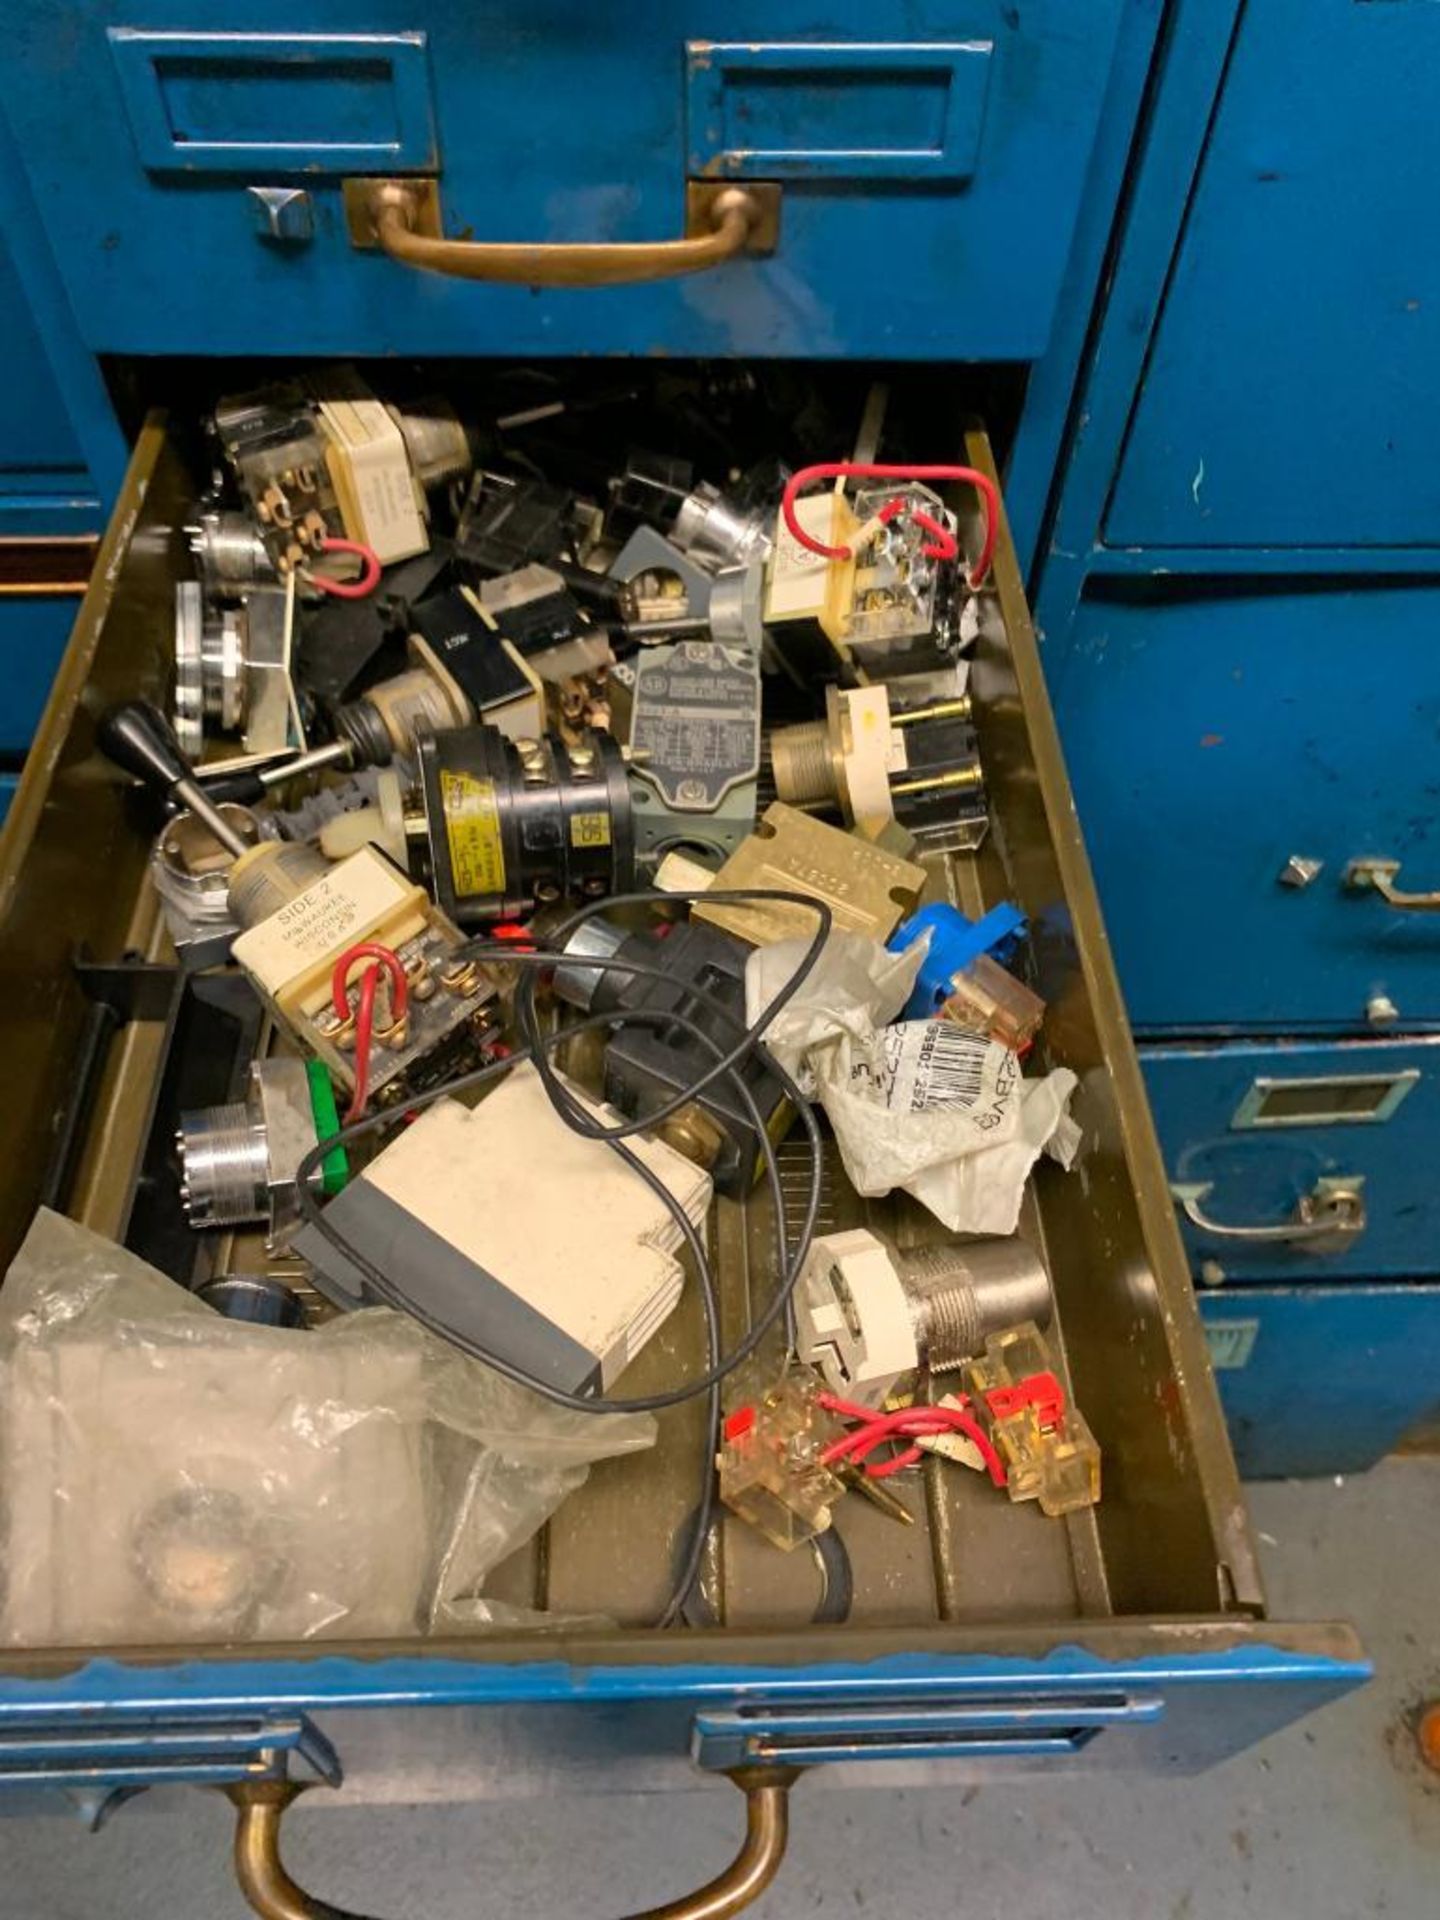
[{"xmin": 297, "ymin": 1065, "xmax": 714, "ymax": 1393}]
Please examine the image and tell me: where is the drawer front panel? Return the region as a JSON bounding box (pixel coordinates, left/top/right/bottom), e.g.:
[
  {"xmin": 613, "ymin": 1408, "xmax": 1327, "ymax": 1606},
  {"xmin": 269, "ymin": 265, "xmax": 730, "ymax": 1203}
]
[
  {"xmin": 0, "ymin": 1, "xmax": 1124, "ymax": 359},
  {"xmin": 1200, "ymin": 1286, "xmax": 1440, "ymax": 1478},
  {"xmin": 1105, "ymin": 0, "xmax": 1440, "ymax": 550},
  {"xmin": 1053, "ymin": 584, "xmax": 1440, "ymax": 1032},
  {"xmin": 1143, "ymin": 1038, "xmax": 1440, "ymax": 1284}
]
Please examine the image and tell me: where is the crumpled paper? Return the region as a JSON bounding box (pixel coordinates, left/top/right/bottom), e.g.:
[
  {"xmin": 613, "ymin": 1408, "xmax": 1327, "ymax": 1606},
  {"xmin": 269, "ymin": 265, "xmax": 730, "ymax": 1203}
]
[
  {"xmin": 748, "ymin": 931, "xmax": 1080, "ymax": 1234},
  {"xmin": 745, "ymin": 929, "xmax": 927, "ymax": 1094}
]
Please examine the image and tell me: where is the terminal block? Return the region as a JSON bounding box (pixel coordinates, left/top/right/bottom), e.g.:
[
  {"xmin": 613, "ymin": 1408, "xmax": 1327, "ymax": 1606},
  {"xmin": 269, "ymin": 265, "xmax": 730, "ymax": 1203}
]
[
  {"xmin": 718, "ymin": 1367, "xmax": 847, "ymax": 1551},
  {"xmin": 961, "ymin": 1322, "xmax": 1101, "ymax": 1518}
]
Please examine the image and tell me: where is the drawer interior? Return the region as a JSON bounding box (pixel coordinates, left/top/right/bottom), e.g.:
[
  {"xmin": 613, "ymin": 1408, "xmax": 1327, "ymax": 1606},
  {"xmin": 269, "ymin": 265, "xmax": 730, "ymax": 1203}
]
[{"xmin": 0, "ymin": 360, "xmax": 1260, "ymax": 1659}]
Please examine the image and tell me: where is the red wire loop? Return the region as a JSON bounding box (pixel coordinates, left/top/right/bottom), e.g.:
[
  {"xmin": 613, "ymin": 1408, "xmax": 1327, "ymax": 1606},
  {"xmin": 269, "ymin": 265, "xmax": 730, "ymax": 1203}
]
[
  {"xmin": 816, "ymin": 1391, "xmax": 1008, "ymax": 1489},
  {"xmin": 780, "ymin": 461, "xmax": 999, "ymax": 588},
  {"xmin": 343, "ymin": 964, "xmax": 381, "ymax": 1126},
  {"xmin": 307, "ymin": 537, "xmax": 383, "ymax": 600},
  {"xmin": 330, "ymin": 942, "xmax": 409, "ymax": 1024},
  {"xmin": 331, "ymin": 942, "xmax": 409, "ymax": 1126}
]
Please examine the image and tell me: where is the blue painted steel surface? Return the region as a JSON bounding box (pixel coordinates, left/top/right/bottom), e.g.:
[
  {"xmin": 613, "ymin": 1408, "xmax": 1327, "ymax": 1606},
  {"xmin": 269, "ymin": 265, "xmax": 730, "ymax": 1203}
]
[
  {"xmin": 0, "ymin": 598, "xmax": 84, "ymax": 756},
  {"xmin": 1003, "ymin": 0, "xmax": 1166, "ymax": 577},
  {"xmin": 0, "ymin": 109, "xmax": 126, "ymax": 509},
  {"xmin": 1030, "ymin": 0, "xmax": 1241, "ymax": 633},
  {"xmin": 690, "ymin": 1695, "xmax": 1164, "ymax": 1767},
  {"xmin": 1030, "ymin": 0, "xmax": 1440, "ymax": 1474},
  {"xmin": 1050, "ymin": 584, "xmax": 1440, "ymax": 1034},
  {"xmin": 0, "ymin": 774, "xmax": 17, "ymax": 822},
  {"xmin": 0, "ymin": 1644, "xmax": 1369, "ymax": 1795},
  {"xmin": 0, "ymin": 1715, "xmax": 339, "ymax": 1793},
  {"xmin": 107, "ymin": 29, "xmax": 437, "ymax": 176},
  {"xmin": 685, "ymin": 41, "xmax": 994, "ymax": 184},
  {"xmin": 1143, "ymin": 1037, "xmax": 1440, "ymax": 1283},
  {"xmin": 0, "ymin": 0, "xmax": 1126, "ymax": 360},
  {"xmin": 1105, "ymin": 0, "xmax": 1440, "ymax": 552},
  {"xmin": 0, "ymin": 243, "xmax": 89, "ymax": 483},
  {"xmin": 1199, "ymin": 1285, "xmax": 1440, "ymax": 1478}
]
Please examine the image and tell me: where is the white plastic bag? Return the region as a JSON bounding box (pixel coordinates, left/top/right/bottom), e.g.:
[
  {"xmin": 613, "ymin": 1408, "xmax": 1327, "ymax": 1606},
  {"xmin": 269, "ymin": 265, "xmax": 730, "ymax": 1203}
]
[{"xmin": 0, "ymin": 1211, "xmax": 654, "ymax": 1646}]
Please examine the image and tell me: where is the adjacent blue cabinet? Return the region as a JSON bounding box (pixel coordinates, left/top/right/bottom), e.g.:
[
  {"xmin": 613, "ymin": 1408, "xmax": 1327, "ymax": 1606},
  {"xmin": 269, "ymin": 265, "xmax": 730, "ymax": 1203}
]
[{"xmin": 1033, "ymin": 0, "xmax": 1440, "ymax": 1471}]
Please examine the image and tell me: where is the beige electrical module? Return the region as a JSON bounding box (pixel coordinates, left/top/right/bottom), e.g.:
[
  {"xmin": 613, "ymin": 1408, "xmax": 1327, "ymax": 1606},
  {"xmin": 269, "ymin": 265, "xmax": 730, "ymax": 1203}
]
[
  {"xmin": 228, "ymin": 843, "xmax": 498, "ymax": 1102},
  {"xmin": 692, "ymin": 802, "xmax": 925, "ymax": 947}
]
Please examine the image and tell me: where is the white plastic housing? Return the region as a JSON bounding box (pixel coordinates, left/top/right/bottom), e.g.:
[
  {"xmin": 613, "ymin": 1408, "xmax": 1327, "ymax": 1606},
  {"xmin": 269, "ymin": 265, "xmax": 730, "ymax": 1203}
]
[{"xmin": 794, "ymin": 1227, "xmax": 918, "ymax": 1407}]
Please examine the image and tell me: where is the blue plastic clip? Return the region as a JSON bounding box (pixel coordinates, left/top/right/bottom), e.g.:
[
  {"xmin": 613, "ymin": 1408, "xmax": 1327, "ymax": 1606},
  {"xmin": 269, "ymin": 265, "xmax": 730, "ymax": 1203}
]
[{"xmin": 889, "ymin": 901, "xmax": 1029, "ymax": 1020}]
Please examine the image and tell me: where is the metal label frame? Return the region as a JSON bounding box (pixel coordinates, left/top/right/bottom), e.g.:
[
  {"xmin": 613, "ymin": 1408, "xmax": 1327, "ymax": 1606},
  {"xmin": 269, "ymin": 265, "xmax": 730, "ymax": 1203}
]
[{"xmin": 1231, "ymin": 1069, "xmax": 1420, "ymax": 1131}]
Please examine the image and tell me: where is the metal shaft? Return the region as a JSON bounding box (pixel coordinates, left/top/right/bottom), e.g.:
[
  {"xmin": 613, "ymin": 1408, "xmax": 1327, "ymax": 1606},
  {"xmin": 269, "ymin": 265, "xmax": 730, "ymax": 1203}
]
[
  {"xmin": 898, "ymin": 1239, "xmax": 1052, "ymax": 1372},
  {"xmin": 258, "ymin": 740, "xmax": 356, "ymax": 787},
  {"xmin": 172, "ymin": 775, "xmax": 254, "ymax": 859}
]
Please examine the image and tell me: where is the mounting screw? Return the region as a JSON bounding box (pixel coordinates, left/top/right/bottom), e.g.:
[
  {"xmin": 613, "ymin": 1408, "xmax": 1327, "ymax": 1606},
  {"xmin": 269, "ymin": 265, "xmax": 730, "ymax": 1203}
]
[
  {"xmin": 1199, "ymin": 1260, "xmax": 1227, "ymax": 1288},
  {"xmin": 1366, "ymin": 994, "xmax": 1400, "ymax": 1027},
  {"xmin": 1278, "ymin": 854, "xmax": 1324, "ymax": 889}
]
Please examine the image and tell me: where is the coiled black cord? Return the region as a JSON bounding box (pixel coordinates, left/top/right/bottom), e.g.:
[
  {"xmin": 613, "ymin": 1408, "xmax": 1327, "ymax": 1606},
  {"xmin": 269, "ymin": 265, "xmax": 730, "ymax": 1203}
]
[{"xmin": 289, "ymin": 888, "xmax": 832, "ymax": 1624}]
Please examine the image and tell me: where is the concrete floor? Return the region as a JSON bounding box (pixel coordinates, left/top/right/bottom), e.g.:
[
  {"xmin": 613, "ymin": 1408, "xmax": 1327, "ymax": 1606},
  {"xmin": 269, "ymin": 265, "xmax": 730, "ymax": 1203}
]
[{"xmin": 1, "ymin": 1458, "xmax": 1436, "ymax": 1919}]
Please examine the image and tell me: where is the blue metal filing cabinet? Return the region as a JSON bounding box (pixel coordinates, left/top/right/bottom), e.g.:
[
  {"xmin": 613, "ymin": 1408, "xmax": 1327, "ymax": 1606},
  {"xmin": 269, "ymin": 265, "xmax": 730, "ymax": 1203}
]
[
  {"xmin": 0, "ymin": 2, "xmax": 1373, "ymax": 1891},
  {"xmin": 1031, "ymin": 0, "xmax": 1440, "ymax": 1473},
  {"xmin": 0, "ymin": 1, "xmax": 1128, "ymax": 362},
  {"xmin": 0, "ymin": 108, "xmax": 126, "ymax": 797}
]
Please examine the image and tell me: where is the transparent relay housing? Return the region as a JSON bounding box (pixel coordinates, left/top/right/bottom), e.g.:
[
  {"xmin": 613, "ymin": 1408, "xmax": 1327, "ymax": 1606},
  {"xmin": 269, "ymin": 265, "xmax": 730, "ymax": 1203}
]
[
  {"xmin": 963, "ymin": 1321, "xmax": 1101, "ymax": 1518},
  {"xmin": 938, "ymin": 951, "xmax": 1046, "ymax": 1052},
  {"xmin": 717, "ymin": 1366, "xmax": 846, "ymax": 1552},
  {"xmin": 843, "ymin": 482, "xmax": 953, "ymax": 652}
]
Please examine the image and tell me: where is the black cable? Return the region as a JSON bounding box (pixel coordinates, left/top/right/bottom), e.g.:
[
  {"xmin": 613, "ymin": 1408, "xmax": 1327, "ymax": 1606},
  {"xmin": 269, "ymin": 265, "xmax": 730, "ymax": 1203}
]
[
  {"xmin": 289, "ymin": 890, "xmax": 833, "ymax": 1620},
  {"xmin": 292, "ymin": 889, "xmax": 830, "ymax": 1415}
]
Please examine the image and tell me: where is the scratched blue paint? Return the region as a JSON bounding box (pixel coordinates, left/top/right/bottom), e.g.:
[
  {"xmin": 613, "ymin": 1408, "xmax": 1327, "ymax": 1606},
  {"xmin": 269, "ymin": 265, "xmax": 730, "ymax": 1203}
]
[
  {"xmin": 1051, "ymin": 584, "xmax": 1440, "ymax": 1033},
  {"xmin": 1200, "ymin": 1285, "xmax": 1440, "ymax": 1476},
  {"xmin": 107, "ymin": 30, "xmax": 437, "ymax": 176},
  {"xmin": 1143, "ymin": 1036, "xmax": 1440, "ymax": 1281},
  {"xmin": 0, "ymin": 0, "xmax": 1126, "ymax": 360},
  {"xmin": 1106, "ymin": 0, "xmax": 1440, "ymax": 549},
  {"xmin": 0, "ymin": 1641, "xmax": 1368, "ymax": 1718},
  {"xmin": 685, "ymin": 41, "xmax": 993, "ymax": 184}
]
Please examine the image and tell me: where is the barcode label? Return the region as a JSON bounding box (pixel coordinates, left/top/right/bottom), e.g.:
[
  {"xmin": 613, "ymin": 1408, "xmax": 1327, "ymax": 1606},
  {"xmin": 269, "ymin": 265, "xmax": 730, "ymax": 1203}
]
[
  {"xmin": 849, "ymin": 1021, "xmax": 1017, "ymax": 1132},
  {"xmin": 888, "ymin": 1024, "xmax": 988, "ymax": 1105}
]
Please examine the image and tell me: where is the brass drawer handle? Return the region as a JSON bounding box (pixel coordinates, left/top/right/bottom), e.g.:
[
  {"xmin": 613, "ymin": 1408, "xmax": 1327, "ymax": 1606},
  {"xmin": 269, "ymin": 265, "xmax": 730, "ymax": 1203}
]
[
  {"xmin": 227, "ymin": 1768, "xmax": 796, "ymax": 1919},
  {"xmin": 344, "ymin": 178, "xmax": 780, "ymax": 288},
  {"xmin": 1171, "ymin": 1175, "xmax": 1366, "ymax": 1250},
  {"xmin": 1344, "ymin": 857, "xmax": 1440, "ymax": 912}
]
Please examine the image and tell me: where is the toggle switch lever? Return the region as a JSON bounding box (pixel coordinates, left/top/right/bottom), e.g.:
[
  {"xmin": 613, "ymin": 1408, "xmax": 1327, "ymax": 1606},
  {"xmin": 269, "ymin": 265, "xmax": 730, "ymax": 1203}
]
[{"xmin": 98, "ymin": 701, "xmax": 254, "ymax": 860}]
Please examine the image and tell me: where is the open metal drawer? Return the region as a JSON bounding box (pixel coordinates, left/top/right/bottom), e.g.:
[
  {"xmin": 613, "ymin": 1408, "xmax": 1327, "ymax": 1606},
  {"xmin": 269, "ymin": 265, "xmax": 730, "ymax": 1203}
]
[{"xmin": 0, "ymin": 416, "xmax": 1366, "ymax": 1913}]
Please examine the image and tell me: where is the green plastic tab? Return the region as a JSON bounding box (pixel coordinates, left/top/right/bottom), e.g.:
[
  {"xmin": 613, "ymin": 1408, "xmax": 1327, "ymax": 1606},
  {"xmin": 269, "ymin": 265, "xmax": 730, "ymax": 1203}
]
[{"xmin": 305, "ymin": 1058, "xmax": 349, "ymax": 1195}]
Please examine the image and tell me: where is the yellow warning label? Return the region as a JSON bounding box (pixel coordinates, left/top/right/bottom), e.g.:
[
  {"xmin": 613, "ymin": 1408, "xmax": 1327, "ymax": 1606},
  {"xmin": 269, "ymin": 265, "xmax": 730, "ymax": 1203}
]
[
  {"xmin": 570, "ymin": 810, "xmax": 611, "ymax": 850},
  {"xmin": 441, "ymin": 770, "xmax": 506, "ymax": 899}
]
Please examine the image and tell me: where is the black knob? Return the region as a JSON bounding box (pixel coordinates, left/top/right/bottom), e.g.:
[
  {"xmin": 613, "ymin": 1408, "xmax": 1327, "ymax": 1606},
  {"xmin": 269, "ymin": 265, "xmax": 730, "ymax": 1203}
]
[
  {"xmin": 98, "ymin": 701, "xmax": 194, "ymax": 797},
  {"xmin": 98, "ymin": 700, "xmax": 252, "ymax": 859}
]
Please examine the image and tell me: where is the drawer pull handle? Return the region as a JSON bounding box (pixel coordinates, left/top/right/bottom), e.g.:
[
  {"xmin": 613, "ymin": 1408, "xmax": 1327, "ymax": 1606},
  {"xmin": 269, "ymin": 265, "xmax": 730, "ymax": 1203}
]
[
  {"xmin": 1172, "ymin": 1175, "xmax": 1366, "ymax": 1250},
  {"xmin": 344, "ymin": 178, "xmax": 780, "ymax": 288},
  {"xmin": 1344, "ymin": 857, "xmax": 1440, "ymax": 913},
  {"xmin": 227, "ymin": 1768, "xmax": 795, "ymax": 1920}
]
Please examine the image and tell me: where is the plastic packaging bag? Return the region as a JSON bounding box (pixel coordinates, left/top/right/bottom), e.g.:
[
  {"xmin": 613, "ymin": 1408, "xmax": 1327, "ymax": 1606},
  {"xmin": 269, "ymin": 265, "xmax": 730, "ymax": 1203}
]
[{"xmin": 0, "ymin": 1211, "xmax": 654, "ymax": 1647}]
